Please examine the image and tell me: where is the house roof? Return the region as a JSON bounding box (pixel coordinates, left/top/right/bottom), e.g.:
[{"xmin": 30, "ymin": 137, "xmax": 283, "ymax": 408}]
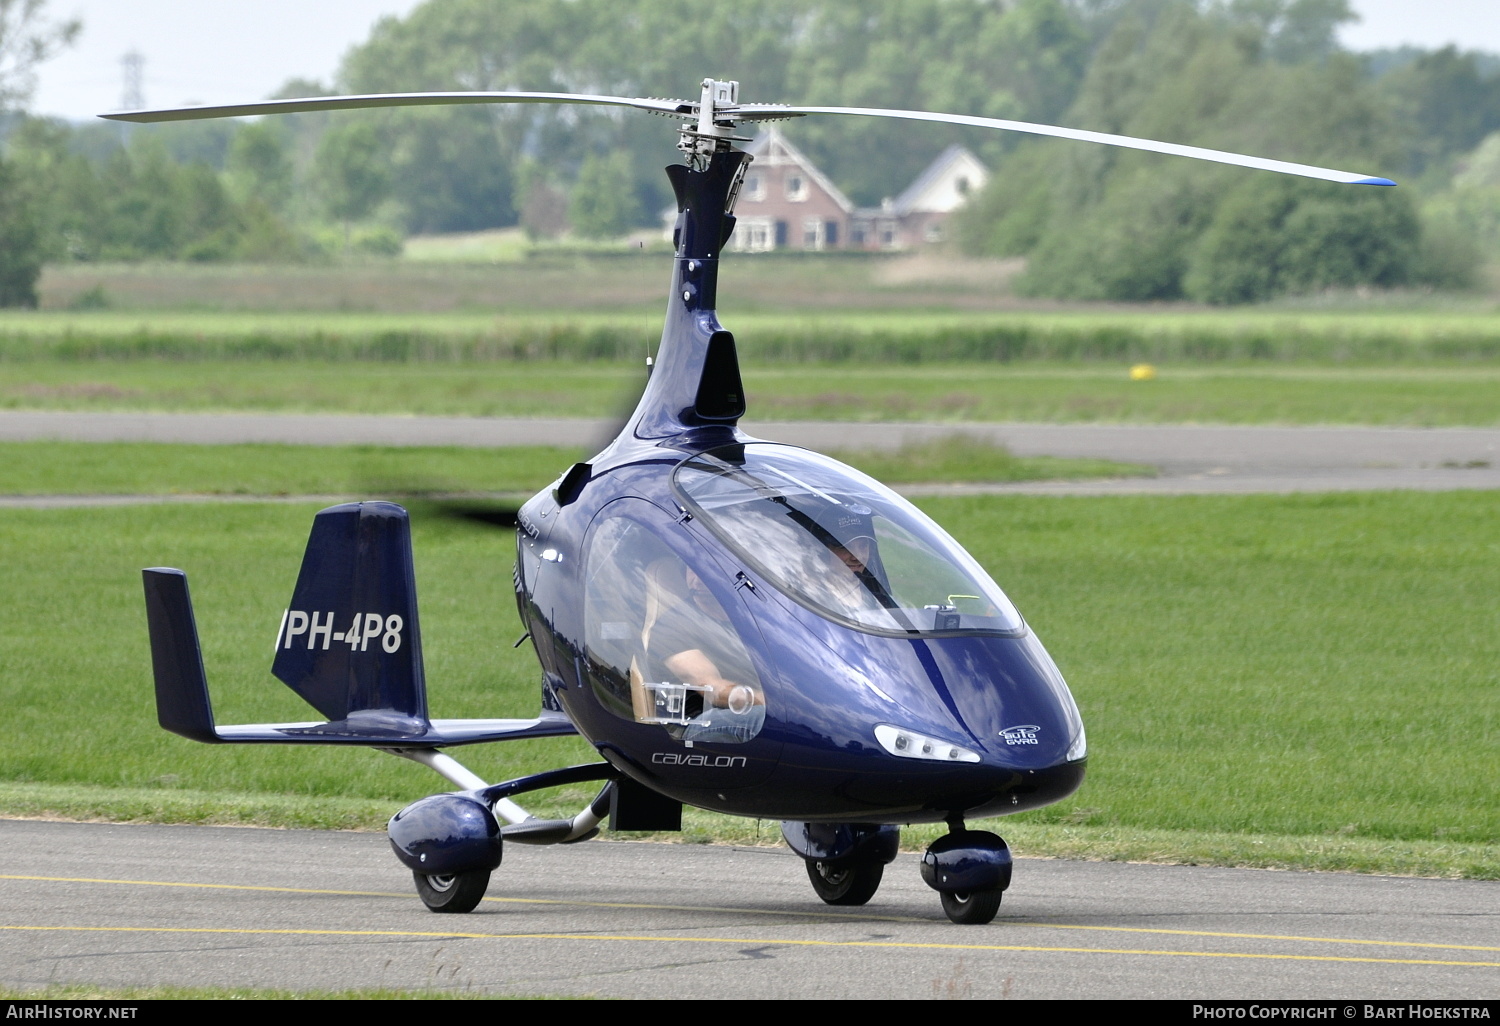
[
  {"xmin": 890, "ymin": 144, "xmax": 988, "ymax": 216},
  {"xmin": 744, "ymin": 127, "xmax": 856, "ymax": 214}
]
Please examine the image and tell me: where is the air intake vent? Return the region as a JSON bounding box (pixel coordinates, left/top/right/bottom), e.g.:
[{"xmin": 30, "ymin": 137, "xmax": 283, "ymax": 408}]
[{"xmin": 695, "ymin": 331, "xmax": 745, "ymax": 421}]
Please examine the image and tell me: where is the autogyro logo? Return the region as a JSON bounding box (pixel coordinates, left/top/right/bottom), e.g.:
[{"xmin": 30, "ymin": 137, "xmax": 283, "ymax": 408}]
[
  {"xmin": 999, "ymin": 725, "xmax": 1041, "ymax": 745},
  {"xmin": 652, "ymin": 752, "xmax": 747, "ymax": 768}
]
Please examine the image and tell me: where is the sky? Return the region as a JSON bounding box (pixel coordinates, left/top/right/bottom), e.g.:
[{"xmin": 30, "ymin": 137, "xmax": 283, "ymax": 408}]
[{"xmin": 22, "ymin": 0, "xmax": 1500, "ymax": 122}]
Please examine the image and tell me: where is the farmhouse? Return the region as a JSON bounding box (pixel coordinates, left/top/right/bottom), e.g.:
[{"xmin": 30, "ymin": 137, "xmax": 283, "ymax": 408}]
[{"xmin": 724, "ymin": 126, "xmax": 989, "ymax": 252}]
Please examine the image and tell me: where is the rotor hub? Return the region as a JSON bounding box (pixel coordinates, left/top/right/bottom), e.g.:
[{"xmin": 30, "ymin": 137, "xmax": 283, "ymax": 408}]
[{"xmin": 677, "ymin": 78, "xmax": 752, "ymax": 168}]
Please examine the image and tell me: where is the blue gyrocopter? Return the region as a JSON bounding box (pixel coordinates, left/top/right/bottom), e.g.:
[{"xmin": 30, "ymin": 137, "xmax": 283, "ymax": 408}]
[{"xmin": 115, "ymin": 77, "xmax": 1392, "ymax": 924}]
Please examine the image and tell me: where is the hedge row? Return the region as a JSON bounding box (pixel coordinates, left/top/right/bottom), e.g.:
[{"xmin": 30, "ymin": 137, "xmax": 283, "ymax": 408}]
[{"xmin": 4, "ymin": 321, "xmax": 1500, "ymax": 363}]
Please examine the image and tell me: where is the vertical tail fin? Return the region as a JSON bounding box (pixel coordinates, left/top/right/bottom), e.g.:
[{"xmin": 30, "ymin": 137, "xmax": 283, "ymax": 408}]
[{"xmin": 271, "ymin": 501, "xmax": 429, "ymax": 735}]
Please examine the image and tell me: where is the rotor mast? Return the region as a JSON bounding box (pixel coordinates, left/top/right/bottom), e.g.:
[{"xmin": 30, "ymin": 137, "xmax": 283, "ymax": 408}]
[{"xmin": 613, "ymin": 79, "xmax": 754, "ymax": 446}]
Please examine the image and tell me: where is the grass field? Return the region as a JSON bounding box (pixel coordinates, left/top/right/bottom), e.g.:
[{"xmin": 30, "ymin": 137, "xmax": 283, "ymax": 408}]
[
  {"xmin": 31, "ymin": 255, "xmax": 1500, "ymax": 315},
  {"xmin": 5, "ymin": 285, "xmax": 1500, "ymax": 425},
  {"xmin": 4, "ymin": 360, "xmax": 1500, "ymax": 426},
  {"xmin": 1, "ymin": 491, "xmax": 1494, "ymax": 876},
  {"xmin": 8, "ymin": 307, "xmax": 1500, "ymax": 362}
]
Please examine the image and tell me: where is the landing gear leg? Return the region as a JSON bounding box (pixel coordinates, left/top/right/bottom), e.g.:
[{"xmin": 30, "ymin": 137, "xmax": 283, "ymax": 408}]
[{"xmin": 921, "ymin": 817, "xmax": 1011, "ymax": 925}]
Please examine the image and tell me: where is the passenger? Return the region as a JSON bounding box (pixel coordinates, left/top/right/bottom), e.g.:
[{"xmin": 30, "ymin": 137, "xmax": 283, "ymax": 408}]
[{"xmin": 632, "ymin": 557, "xmax": 763, "ymax": 743}]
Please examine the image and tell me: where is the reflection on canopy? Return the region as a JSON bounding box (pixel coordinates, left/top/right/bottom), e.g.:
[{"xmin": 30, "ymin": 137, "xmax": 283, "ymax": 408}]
[{"xmin": 673, "ymin": 444, "xmax": 1024, "ymax": 637}]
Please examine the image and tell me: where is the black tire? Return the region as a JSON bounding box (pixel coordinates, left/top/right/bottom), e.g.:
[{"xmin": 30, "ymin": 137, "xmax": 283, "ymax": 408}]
[
  {"xmin": 940, "ymin": 888, "xmax": 1002, "ymax": 925},
  {"xmin": 413, "ymin": 869, "xmax": 490, "ymax": 913},
  {"xmin": 805, "ymin": 858, "xmax": 883, "ymax": 906}
]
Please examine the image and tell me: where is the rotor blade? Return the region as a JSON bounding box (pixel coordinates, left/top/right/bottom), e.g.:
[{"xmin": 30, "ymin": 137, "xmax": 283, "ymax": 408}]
[
  {"xmin": 98, "ymin": 89, "xmax": 1393, "ymax": 185},
  {"xmin": 100, "ymin": 91, "xmax": 693, "ymax": 124},
  {"xmin": 732, "ymin": 104, "xmax": 1395, "ymax": 186},
  {"xmin": 375, "ymin": 494, "xmax": 525, "ymax": 532}
]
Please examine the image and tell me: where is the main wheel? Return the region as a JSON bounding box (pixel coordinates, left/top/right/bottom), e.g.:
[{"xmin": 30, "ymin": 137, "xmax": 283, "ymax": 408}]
[
  {"xmin": 805, "ymin": 858, "xmax": 884, "ymax": 906},
  {"xmin": 939, "ymin": 888, "xmax": 1002, "ymax": 925},
  {"xmin": 413, "ymin": 869, "xmax": 490, "ymax": 913}
]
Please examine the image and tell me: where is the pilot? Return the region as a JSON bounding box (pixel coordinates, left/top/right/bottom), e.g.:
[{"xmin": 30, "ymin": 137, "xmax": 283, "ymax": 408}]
[
  {"xmin": 806, "ymin": 503, "xmax": 889, "ymax": 613},
  {"xmin": 832, "ymin": 532, "xmax": 875, "ymax": 576},
  {"xmin": 634, "ymin": 557, "xmax": 764, "ymax": 743}
]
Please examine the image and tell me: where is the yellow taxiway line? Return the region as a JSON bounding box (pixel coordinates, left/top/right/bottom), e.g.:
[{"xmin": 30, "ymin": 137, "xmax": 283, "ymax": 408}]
[
  {"xmin": 0, "ymin": 924, "xmax": 1495, "ymax": 969},
  {"xmin": 3, "ymin": 873, "xmax": 1496, "ymax": 964}
]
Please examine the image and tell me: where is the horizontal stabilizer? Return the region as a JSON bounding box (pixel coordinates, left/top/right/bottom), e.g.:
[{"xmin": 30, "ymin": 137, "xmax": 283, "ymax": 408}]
[{"xmin": 210, "ymin": 715, "xmax": 576, "ymax": 747}]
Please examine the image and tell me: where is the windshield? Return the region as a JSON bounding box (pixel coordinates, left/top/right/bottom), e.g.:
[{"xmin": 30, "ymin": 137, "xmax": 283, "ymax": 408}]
[{"xmin": 672, "ymin": 444, "xmax": 1024, "ymax": 637}]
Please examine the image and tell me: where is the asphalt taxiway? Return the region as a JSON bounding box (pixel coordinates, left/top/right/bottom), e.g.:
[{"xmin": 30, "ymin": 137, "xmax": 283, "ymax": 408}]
[
  {"xmin": 0, "ymin": 820, "xmax": 1494, "ymax": 999},
  {"xmin": 2, "ymin": 412, "xmax": 1500, "ymax": 499}
]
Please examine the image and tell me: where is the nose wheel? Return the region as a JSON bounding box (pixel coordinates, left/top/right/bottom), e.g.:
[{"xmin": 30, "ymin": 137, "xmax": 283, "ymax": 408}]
[
  {"xmin": 413, "ymin": 869, "xmax": 491, "ymax": 913},
  {"xmin": 922, "ymin": 823, "xmax": 1012, "ymax": 925}
]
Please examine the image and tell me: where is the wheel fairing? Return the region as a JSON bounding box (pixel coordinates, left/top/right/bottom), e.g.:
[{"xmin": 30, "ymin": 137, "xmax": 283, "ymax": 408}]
[
  {"xmin": 388, "ymin": 793, "xmax": 502, "ymax": 875},
  {"xmin": 921, "ymin": 830, "xmax": 1013, "ymax": 894}
]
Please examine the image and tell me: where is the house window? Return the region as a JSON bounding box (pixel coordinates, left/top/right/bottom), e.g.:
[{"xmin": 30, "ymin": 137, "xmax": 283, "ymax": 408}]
[
  {"xmin": 785, "ymin": 174, "xmax": 807, "ymax": 201},
  {"xmin": 925, "ymin": 221, "xmax": 945, "ymax": 243},
  {"xmin": 731, "ymin": 216, "xmax": 775, "ymax": 252},
  {"xmin": 825, "ymin": 221, "xmax": 839, "ymax": 247},
  {"xmin": 956, "ymin": 177, "xmax": 971, "ymax": 196},
  {"xmin": 743, "ymin": 174, "xmax": 765, "ymax": 201}
]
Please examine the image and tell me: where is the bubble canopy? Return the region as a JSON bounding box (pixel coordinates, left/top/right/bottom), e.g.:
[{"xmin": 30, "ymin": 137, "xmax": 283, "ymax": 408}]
[{"xmin": 672, "ymin": 444, "xmax": 1025, "ymax": 637}]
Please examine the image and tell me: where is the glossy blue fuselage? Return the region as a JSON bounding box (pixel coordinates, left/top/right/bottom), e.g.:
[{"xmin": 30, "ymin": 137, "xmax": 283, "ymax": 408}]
[{"xmin": 513, "ymin": 150, "xmax": 1084, "ymax": 825}]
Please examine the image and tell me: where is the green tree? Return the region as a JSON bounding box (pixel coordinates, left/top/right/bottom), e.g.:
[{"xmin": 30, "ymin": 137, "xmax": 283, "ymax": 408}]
[
  {"xmin": 515, "ymin": 160, "xmax": 568, "ymax": 241},
  {"xmin": 5, "ymin": 115, "xmax": 104, "ymax": 261},
  {"xmin": 0, "ymin": 0, "xmax": 79, "ymax": 305},
  {"xmin": 0, "ymin": 0, "xmax": 79, "ymax": 109},
  {"xmin": 9, "ymin": 116, "xmax": 307, "ymax": 265},
  {"xmin": 226, "ymin": 121, "xmax": 295, "ymax": 212},
  {"xmin": 1023, "ymin": 163, "xmax": 1219, "ymax": 300},
  {"xmin": 385, "ymin": 107, "xmax": 513, "ymax": 233},
  {"xmin": 0, "ymin": 156, "xmax": 40, "ymax": 305},
  {"xmin": 315, "ymin": 121, "xmax": 391, "ymax": 246},
  {"xmin": 1223, "ymin": 0, "xmax": 1355, "ymax": 64},
  {"xmin": 1180, "ymin": 176, "xmax": 1298, "ymax": 303},
  {"xmin": 569, "ymin": 151, "xmax": 642, "ymax": 238},
  {"xmin": 332, "ymin": 0, "xmax": 1084, "ymax": 222},
  {"xmin": 97, "ymin": 140, "xmax": 186, "ymax": 259},
  {"xmin": 788, "ymin": 0, "xmax": 1089, "ymax": 205},
  {"xmin": 1377, "ymin": 46, "xmax": 1500, "ymax": 175},
  {"xmin": 963, "ymin": 0, "xmax": 1434, "ymax": 302},
  {"xmin": 1184, "ymin": 175, "xmax": 1420, "ymax": 303}
]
